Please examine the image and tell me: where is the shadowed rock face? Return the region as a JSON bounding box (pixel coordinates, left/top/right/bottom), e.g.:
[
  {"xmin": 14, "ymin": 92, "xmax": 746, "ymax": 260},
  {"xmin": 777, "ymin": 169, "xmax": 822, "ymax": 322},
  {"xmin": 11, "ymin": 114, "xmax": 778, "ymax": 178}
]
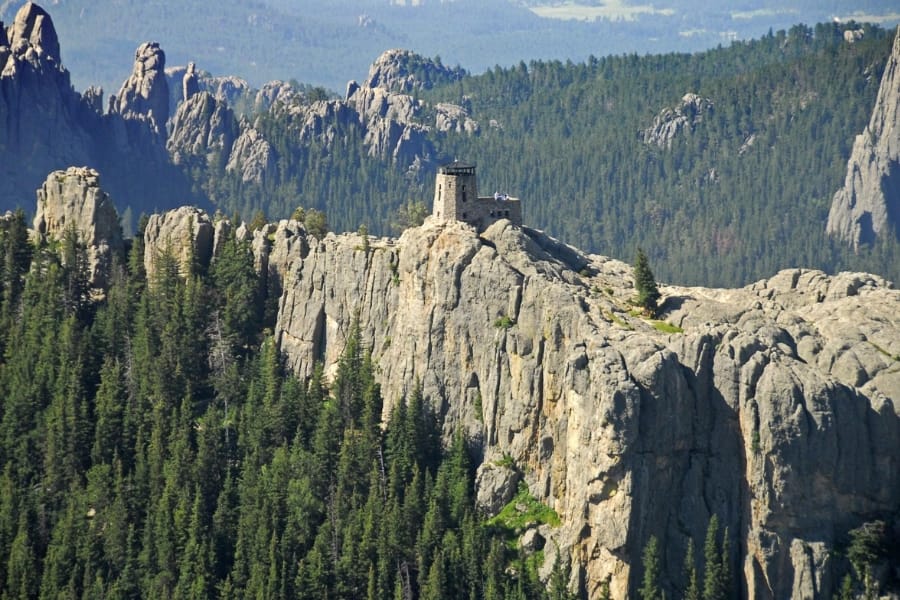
[
  {"xmin": 0, "ymin": 2, "xmax": 95, "ymax": 207},
  {"xmin": 258, "ymin": 217, "xmax": 899, "ymax": 599},
  {"xmin": 110, "ymin": 41, "xmax": 169, "ymax": 138},
  {"xmin": 827, "ymin": 26, "xmax": 900, "ymax": 249}
]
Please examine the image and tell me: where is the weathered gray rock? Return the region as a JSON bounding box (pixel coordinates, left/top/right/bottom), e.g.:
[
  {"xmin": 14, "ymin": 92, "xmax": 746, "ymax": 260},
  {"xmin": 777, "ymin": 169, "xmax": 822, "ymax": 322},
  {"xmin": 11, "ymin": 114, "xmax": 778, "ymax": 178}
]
[
  {"xmin": 347, "ymin": 85, "xmax": 434, "ymax": 159},
  {"xmin": 476, "ymin": 462, "xmax": 521, "ymax": 516},
  {"xmin": 435, "ymin": 102, "xmax": 479, "ymax": 134},
  {"xmin": 143, "ymin": 206, "xmax": 213, "ymax": 281},
  {"xmin": 642, "ymin": 93, "xmax": 714, "ymax": 148},
  {"xmin": 226, "ymin": 126, "xmax": 278, "ymax": 185},
  {"xmin": 827, "ymin": 26, "xmax": 900, "ymax": 249},
  {"xmin": 167, "ymin": 91, "xmax": 238, "ymax": 169},
  {"xmin": 33, "ymin": 167, "xmax": 124, "ymax": 291},
  {"xmin": 110, "ymin": 42, "xmax": 169, "ymax": 138},
  {"xmin": 165, "ymin": 64, "xmax": 251, "ymax": 115},
  {"xmin": 364, "ymin": 48, "xmax": 467, "ymax": 93},
  {"xmin": 182, "ymin": 61, "xmax": 199, "ymax": 101},
  {"xmin": 270, "ymin": 217, "xmax": 900, "ymax": 599},
  {"xmin": 520, "ymin": 528, "xmax": 546, "ymax": 553}
]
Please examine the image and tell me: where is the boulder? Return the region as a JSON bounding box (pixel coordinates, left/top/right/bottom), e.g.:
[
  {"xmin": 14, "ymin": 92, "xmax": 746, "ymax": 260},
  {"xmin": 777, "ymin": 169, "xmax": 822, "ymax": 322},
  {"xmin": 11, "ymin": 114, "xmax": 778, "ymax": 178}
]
[{"xmin": 475, "ymin": 462, "xmax": 521, "ymax": 516}]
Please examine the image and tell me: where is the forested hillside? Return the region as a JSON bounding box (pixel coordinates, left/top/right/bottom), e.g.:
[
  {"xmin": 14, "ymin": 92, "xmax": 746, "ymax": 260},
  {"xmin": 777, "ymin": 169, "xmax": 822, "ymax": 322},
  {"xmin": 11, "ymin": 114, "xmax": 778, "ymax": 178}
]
[
  {"xmin": 195, "ymin": 22, "xmax": 900, "ymax": 287},
  {"xmin": 427, "ymin": 22, "xmax": 900, "ymax": 286},
  {"xmin": 0, "ymin": 213, "xmax": 578, "ymax": 599}
]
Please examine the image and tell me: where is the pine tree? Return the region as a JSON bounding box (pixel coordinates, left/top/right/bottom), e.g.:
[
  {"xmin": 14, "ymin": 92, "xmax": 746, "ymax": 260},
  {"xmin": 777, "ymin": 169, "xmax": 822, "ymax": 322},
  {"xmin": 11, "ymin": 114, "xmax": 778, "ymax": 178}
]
[
  {"xmin": 639, "ymin": 535, "xmax": 662, "ymax": 600},
  {"xmin": 703, "ymin": 515, "xmax": 725, "ymax": 600},
  {"xmin": 633, "ymin": 248, "xmax": 661, "ymax": 316},
  {"xmin": 684, "ymin": 538, "xmax": 700, "ymax": 600}
]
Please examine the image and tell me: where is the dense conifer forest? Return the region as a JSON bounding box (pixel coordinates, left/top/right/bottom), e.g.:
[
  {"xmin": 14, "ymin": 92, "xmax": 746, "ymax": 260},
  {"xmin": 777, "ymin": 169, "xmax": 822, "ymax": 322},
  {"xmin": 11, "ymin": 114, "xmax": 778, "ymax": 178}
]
[
  {"xmin": 0, "ymin": 213, "xmax": 579, "ymax": 599},
  {"xmin": 199, "ymin": 21, "xmax": 899, "ymax": 287}
]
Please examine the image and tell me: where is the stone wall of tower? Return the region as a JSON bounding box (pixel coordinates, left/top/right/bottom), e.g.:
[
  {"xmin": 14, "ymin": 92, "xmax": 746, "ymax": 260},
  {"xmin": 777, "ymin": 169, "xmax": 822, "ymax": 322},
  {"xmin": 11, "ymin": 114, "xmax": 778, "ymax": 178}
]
[{"xmin": 433, "ymin": 170, "xmax": 478, "ymax": 223}]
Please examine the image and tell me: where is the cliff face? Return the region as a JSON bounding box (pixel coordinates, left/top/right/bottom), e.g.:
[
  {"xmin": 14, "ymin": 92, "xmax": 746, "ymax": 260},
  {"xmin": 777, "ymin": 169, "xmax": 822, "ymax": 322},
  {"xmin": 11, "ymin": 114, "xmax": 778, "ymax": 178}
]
[
  {"xmin": 827, "ymin": 26, "xmax": 900, "ymax": 249},
  {"xmin": 0, "ymin": 3, "xmax": 96, "ymax": 207},
  {"xmin": 265, "ymin": 218, "xmax": 899, "ymax": 598}
]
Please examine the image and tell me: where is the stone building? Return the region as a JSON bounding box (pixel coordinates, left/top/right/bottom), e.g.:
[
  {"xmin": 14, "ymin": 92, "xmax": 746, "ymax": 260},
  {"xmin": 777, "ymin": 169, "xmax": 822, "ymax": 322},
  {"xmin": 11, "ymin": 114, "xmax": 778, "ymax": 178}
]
[{"xmin": 432, "ymin": 162, "xmax": 522, "ymax": 230}]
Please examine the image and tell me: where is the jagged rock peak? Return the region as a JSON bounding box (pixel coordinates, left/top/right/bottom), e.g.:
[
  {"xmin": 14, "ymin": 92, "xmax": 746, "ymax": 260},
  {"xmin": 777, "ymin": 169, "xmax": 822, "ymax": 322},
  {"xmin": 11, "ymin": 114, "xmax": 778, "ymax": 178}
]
[
  {"xmin": 111, "ymin": 41, "xmax": 169, "ymax": 137},
  {"xmin": 364, "ymin": 48, "xmax": 466, "ymax": 93},
  {"xmin": 642, "ymin": 92, "xmax": 713, "ymax": 148},
  {"xmin": 6, "ymin": 2, "xmax": 60, "ymax": 66},
  {"xmin": 826, "ymin": 26, "xmax": 900, "ymax": 249},
  {"xmin": 143, "ymin": 206, "xmax": 213, "ymax": 282},
  {"xmin": 167, "ymin": 90, "xmax": 238, "ymax": 167},
  {"xmin": 183, "ymin": 61, "xmax": 199, "ymax": 101},
  {"xmin": 33, "ymin": 167, "xmax": 124, "ymax": 291}
]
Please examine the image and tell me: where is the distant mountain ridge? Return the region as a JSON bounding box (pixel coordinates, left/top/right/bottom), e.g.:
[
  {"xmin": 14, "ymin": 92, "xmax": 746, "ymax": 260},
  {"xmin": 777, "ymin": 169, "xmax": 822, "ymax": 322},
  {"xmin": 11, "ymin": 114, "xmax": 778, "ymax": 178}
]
[
  {"xmin": 4, "ymin": 0, "xmax": 900, "ymax": 95},
  {"xmin": 3, "ymin": 2, "xmax": 900, "ymax": 288}
]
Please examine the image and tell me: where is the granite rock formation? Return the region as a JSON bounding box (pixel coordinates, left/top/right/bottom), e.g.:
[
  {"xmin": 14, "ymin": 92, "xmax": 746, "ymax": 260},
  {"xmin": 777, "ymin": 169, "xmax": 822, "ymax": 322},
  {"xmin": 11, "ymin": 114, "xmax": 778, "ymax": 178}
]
[
  {"xmin": 0, "ymin": 4, "xmax": 195, "ymax": 219},
  {"xmin": 827, "ymin": 26, "xmax": 900, "ymax": 250},
  {"xmin": 643, "ymin": 93, "xmax": 714, "ymax": 148},
  {"xmin": 142, "ymin": 206, "xmax": 213, "ymax": 282},
  {"xmin": 167, "ymin": 91, "xmax": 238, "ymax": 169},
  {"xmin": 363, "ymin": 48, "xmax": 467, "ymax": 93},
  {"xmin": 109, "ymin": 41, "xmax": 169, "ymax": 138},
  {"xmin": 0, "ymin": 2, "xmax": 95, "ymax": 206},
  {"xmin": 261, "ymin": 217, "xmax": 899, "ymax": 599},
  {"xmin": 33, "ymin": 167, "xmax": 124, "ymax": 291}
]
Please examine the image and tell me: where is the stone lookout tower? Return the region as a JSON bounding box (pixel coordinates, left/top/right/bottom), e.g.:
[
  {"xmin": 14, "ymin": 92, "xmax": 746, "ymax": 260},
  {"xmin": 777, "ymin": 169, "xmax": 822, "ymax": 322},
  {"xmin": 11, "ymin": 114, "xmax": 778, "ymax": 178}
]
[{"xmin": 432, "ymin": 162, "xmax": 522, "ymax": 230}]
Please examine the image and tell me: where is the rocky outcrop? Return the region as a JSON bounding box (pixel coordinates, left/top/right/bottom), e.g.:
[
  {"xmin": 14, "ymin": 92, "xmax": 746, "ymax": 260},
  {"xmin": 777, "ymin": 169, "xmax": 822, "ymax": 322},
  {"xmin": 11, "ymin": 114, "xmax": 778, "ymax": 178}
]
[
  {"xmin": 435, "ymin": 102, "xmax": 479, "ymax": 134},
  {"xmin": 33, "ymin": 167, "xmax": 124, "ymax": 291},
  {"xmin": 167, "ymin": 91, "xmax": 238, "ymax": 169},
  {"xmin": 109, "ymin": 41, "xmax": 169, "ymax": 138},
  {"xmin": 826, "ymin": 26, "xmax": 900, "ymax": 250},
  {"xmin": 642, "ymin": 93, "xmax": 714, "ymax": 148},
  {"xmin": 346, "ymin": 85, "xmax": 433, "ymax": 159},
  {"xmin": 364, "ymin": 48, "xmax": 467, "ymax": 93},
  {"xmin": 225, "ymin": 125, "xmax": 278, "ymax": 185},
  {"xmin": 143, "ymin": 206, "xmax": 213, "ymax": 281},
  {"xmin": 268, "ymin": 217, "xmax": 900, "ymax": 599},
  {"xmin": 165, "ymin": 64, "xmax": 251, "ymax": 116},
  {"xmin": 0, "ymin": 2, "xmax": 95, "ymax": 206}
]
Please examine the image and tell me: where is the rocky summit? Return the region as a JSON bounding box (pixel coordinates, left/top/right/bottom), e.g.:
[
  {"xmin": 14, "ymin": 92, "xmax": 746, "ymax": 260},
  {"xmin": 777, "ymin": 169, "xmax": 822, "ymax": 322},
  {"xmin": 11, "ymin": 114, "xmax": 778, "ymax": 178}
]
[
  {"xmin": 265, "ymin": 217, "xmax": 899, "ymax": 598},
  {"xmin": 827, "ymin": 25, "xmax": 900, "ymax": 249},
  {"xmin": 26, "ymin": 175, "xmax": 900, "ymax": 596}
]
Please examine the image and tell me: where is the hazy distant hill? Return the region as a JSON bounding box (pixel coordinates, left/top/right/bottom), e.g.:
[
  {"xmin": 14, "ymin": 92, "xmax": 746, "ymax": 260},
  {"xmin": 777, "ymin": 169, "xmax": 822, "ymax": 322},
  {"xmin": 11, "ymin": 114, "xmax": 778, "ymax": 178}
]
[{"xmin": 3, "ymin": 0, "xmax": 899, "ymax": 95}]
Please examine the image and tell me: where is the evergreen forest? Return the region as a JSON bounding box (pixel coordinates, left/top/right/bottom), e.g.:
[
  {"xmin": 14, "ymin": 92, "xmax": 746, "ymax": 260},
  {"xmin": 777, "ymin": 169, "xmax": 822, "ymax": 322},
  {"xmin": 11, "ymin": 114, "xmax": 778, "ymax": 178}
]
[
  {"xmin": 0, "ymin": 212, "xmax": 578, "ymax": 599},
  {"xmin": 195, "ymin": 21, "xmax": 900, "ymax": 288}
]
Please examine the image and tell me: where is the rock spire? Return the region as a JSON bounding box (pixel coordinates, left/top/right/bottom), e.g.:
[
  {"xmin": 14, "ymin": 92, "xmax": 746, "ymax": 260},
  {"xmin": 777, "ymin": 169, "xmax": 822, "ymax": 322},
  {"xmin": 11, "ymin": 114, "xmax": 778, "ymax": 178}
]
[{"xmin": 826, "ymin": 26, "xmax": 900, "ymax": 249}]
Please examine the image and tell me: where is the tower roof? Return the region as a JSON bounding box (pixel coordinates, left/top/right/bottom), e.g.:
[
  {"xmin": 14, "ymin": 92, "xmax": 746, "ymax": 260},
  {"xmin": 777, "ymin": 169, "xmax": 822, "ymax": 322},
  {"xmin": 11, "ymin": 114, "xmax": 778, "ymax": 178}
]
[{"xmin": 439, "ymin": 161, "xmax": 476, "ymax": 176}]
